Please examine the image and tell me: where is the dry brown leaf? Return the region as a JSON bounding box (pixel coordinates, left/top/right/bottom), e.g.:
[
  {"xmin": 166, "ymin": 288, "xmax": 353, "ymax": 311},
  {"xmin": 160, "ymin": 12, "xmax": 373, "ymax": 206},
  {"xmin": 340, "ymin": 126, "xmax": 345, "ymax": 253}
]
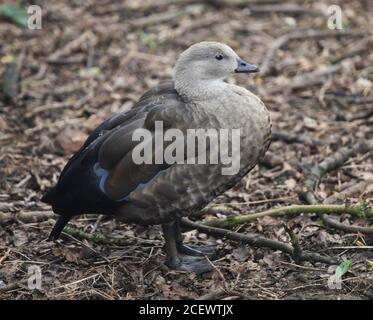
[{"xmin": 55, "ymin": 127, "xmax": 88, "ymax": 153}]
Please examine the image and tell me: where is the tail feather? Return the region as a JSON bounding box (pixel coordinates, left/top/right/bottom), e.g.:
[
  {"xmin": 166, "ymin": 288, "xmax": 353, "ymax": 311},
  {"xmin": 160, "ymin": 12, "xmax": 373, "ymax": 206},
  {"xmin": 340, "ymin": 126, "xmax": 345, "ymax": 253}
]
[{"xmin": 48, "ymin": 215, "xmax": 72, "ymax": 240}]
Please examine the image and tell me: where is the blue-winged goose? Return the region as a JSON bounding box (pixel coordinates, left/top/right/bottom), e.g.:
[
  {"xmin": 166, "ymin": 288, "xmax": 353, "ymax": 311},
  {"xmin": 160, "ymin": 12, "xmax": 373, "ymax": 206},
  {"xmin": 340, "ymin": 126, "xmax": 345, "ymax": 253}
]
[{"xmin": 42, "ymin": 42, "xmax": 271, "ymax": 273}]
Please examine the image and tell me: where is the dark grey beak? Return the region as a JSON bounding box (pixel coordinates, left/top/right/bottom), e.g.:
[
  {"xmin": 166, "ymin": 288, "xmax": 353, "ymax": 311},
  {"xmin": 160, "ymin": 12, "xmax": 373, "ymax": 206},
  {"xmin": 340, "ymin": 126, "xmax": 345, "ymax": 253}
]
[{"xmin": 235, "ymin": 59, "xmax": 259, "ymax": 73}]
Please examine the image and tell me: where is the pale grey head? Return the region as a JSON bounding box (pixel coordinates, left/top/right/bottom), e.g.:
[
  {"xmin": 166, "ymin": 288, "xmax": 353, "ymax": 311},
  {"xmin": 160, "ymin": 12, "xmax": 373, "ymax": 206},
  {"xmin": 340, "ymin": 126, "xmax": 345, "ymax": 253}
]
[{"xmin": 173, "ymin": 42, "xmax": 259, "ymax": 99}]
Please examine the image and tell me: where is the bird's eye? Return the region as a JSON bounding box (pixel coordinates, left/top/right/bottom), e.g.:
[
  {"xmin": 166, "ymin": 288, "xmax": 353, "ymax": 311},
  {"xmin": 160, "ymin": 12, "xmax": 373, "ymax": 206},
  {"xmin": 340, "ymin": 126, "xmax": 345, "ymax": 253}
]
[{"xmin": 215, "ymin": 54, "xmax": 223, "ymax": 61}]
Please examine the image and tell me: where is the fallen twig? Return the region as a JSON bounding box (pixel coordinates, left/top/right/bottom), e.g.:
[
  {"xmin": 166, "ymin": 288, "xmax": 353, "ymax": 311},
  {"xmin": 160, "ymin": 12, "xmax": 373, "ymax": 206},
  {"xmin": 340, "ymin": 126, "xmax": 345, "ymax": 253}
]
[
  {"xmin": 0, "ymin": 202, "xmax": 14, "ymax": 212},
  {"xmin": 197, "ymin": 287, "xmax": 249, "ymax": 300},
  {"xmin": 261, "ymin": 29, "xmax": 373, "ymax": 76},
  {"xmin": 283, "ymin": 223, "xmax": 302, "ymax": 264},
  {"xmin": 300, "ymin": 141, "xmax": 373, "ymax": 205},
  {"xmin": 266, "ymin": 65, "xmax": 340, "ymax": 94},
  {"xmin": 47, "ymin": 31, "xmax": 97, "ymax": 63},
  {"xmin": 62, "ymin": 225, "xmax": 157, "ymax": 247},
  {"xmin": 62, "ymin": 226, "xmax": 112, "ymax": 245},
  {"xmin": 271, "ymin": 131, "xmax": 330, "ymax": 145},
  {"xmin": 202, "ymin": 204, "xmax": 372, "ymax": 229},
  {"xmin": 324, "ymin": 246, "xmax": 373, "ymax": 250},
  {"xmin": 319, "ymin": 217, "xmax": 373, "ymax": 235},
  {"xmin": 0, "ymin": 211, "xmax": 55, "ymax": 225},
  {"xmin": 329, "ymin": 38, "xmax": 373, "ymax": 64},
  {"xmin": 129, "ymin": 11, "xmax": 185, "ymax": 28},
  {"xmin": 324, "ymin": 180, "xmax": 373, "ymax": 204},
  {"xmin": 325, "ymin": 93, "xmax": 373, "ymax": 107},
  {"xmin": 136, "ymin": 0, "xmax": 281, "ymax": 11},
  {"xmin": 249, "ymin": 4, "xmax": 317, "ymax": 15},
  {"xmin": 300, "ymin": 141, "xmax": 373, "ymax": 234},
  {"xmin": 181, "ymin": 218, "xmax": 337, "ymax": 265},
  {"xmin": 0, "ymin": 248, "xmax": 11, "ymax": 265},
  {"xmin": 0, "ymin": 281, "xmax": 23, "ymax": 293},
  {"xmin": 347, "ymin": 109, "xmax": 373, "ymax": 122},
  {"xmin": 272, "ymin": 131, "xmax": 324, "ymax": 145},
  {"xmin": 197, "ymin": 288, "xmax": 227, "ymax": 300}
]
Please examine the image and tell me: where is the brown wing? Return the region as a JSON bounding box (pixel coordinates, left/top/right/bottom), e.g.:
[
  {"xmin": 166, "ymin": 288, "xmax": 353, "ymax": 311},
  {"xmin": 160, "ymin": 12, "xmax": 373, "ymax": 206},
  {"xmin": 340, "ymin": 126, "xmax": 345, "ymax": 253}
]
[
  {"xmin": 97, "ymin": 95, "xmax": 189, "ymax": 201},
  {"xmin": 42, "ymin": 81, "xmax": 188, "ymax": 215}
]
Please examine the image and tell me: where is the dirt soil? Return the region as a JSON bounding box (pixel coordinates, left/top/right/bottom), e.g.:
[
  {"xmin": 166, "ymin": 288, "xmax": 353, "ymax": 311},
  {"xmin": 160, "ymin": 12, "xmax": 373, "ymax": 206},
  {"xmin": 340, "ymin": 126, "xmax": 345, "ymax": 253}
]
[{"xmin": 0, "ymin": 0, "xmax": 372, "ymax": 299}]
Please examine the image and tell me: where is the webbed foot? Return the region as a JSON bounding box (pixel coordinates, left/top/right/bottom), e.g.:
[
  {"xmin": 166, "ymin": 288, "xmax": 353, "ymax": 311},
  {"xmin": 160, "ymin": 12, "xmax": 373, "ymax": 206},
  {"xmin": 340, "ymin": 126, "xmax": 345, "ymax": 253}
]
[{"xmin": 166, "ymin": 255, "xmax": 213, "ymax": 274}]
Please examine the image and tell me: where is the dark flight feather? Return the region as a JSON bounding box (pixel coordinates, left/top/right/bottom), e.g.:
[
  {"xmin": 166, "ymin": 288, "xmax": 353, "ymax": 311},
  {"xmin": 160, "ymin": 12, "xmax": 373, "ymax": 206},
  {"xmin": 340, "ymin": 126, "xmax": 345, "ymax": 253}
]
[{"xmin": 42, "ymin": 81, "xmax": 185, "ymax": 237}]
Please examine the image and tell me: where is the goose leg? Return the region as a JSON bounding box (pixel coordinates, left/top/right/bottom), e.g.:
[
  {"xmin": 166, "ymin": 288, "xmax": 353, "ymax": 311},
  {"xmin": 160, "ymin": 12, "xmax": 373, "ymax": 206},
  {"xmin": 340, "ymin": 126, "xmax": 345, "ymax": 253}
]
[
  {"xmin": 162, "ymin": 221, "xmax": 213, "ymax": 274},
  {"xmin": 162, "ymin": 222, "xmax": 181, "ymax": 268},
  {"xmin": 174, "ymin": 217, "xmax": 216, "ymax": 256}
]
